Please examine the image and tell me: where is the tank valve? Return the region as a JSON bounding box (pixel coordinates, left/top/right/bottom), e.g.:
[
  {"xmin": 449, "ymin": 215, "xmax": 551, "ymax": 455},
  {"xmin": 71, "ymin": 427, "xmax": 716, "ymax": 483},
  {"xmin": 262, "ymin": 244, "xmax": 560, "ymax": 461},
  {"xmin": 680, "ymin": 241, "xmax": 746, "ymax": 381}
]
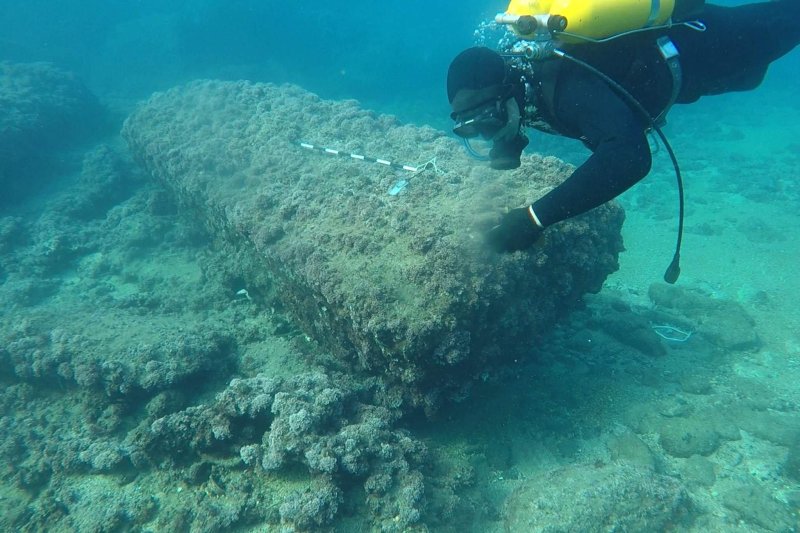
[
  {"xmin": 496, "ymin": 12, "xmax": 558, "ymax": 40},
  {"xmin": 495, "ymin": 13, "xmax": 521, "ymax": 25},
  {"xmin": 547, "ymin": 15, "xmax": 567, "ymax": 33}
]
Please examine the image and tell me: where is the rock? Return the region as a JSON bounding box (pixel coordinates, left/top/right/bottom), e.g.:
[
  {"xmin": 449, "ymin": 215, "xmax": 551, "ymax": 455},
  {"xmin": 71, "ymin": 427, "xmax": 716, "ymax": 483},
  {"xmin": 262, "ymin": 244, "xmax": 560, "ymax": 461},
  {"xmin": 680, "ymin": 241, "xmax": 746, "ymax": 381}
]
[
  {"xmin": 784, "ymin": 440, "xmax": 800, "ymax": 482},
  {"xmin": 648, "ymin": 283, "xmax": 759, "ymax": 351},
  {"xmin": 658, "ymin": 411, "xmax": 741, "ymax": 457},
  {"xmin": 680, "ymin": 455, "xmax": 716, "ymax": 487},
  {"xmin": 503, "ymin": 463, "xmax": 689, "ymax": 532},
  {"xmin": 0, "ymin": 62, "xmax": 106, "ymax": 205},
  {"xmin": 660, "ymin": 419, "xmax": 718, "ymax": 458},
  {"xmin": 731, "ymin": 408, "xmax": 800, "ymax": 447},
  {"xmin": 601, "ymin": 315, "xmax": 667, "ymax": 357},
  {"xmin": 607, "ymin": 431, "xmax": 657, "ymax": 470},
  {"xmin": 720, "ymin": 479, "xmax": 795, "ymax": 532},
  {"xmin": 679, "ymin": 374, "xmax": 713, "ymax": 395},
  {"xmin": 122, "ymin": 81, "xmax": 625, "ymax": 411},
  {"xmin": 657, "ymin": 396, "xmax": 693, "ymax": 418},
  {"xmin": 727, "ymin": 377, "xmax": 786, "ymax": 411}
]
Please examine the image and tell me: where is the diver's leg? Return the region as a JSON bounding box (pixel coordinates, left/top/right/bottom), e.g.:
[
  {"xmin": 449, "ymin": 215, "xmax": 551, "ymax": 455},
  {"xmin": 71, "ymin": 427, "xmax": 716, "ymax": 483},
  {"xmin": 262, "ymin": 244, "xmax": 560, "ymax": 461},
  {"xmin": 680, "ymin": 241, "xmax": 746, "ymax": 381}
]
[
  {"xmin": 673, "ymin": 0, "xmax": 706, "ymax": 21},
  {"xmin": 674, "ymin": 1, "xmax": 800, "ymax": 101},
  {"xmin": 753, "ymin": 0, "xmax": 800, "ymax": 64}
]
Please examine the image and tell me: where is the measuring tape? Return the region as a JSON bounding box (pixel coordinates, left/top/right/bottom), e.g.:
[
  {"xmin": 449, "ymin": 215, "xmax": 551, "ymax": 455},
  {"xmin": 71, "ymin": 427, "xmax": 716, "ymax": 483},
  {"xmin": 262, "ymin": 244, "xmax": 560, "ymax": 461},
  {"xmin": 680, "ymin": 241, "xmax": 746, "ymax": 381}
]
[
  {"xmin": 299, "ymin": 142, "xmax": 421, "ymax": 172},
  {"xmin": 298, "ymin": 141, "xmax": 439, "ymax": 195}
]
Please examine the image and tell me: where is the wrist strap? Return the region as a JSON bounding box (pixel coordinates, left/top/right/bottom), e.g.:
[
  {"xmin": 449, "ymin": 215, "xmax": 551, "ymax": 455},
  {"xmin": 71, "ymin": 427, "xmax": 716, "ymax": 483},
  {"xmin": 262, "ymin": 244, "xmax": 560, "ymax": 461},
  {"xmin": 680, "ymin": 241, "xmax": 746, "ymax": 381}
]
[{"xmin": 527, "ymin": 205, "xmax": 544, "ymax": 228}]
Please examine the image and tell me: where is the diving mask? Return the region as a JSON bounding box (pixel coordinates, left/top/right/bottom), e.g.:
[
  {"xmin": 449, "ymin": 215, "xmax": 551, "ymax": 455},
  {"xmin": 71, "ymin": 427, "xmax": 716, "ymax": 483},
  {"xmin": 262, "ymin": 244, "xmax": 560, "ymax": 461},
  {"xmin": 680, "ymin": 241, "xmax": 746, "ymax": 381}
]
[{"xmin": 452, "ymin": 97, "xmax": 509, "ymax": 139}]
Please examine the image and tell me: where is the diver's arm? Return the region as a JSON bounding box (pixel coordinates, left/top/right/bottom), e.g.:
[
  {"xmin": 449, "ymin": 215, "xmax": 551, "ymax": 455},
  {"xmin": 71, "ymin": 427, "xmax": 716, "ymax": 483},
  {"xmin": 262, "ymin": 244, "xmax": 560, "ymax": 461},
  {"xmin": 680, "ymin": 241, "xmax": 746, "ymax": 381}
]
[{"xmin": 531, "ymin": 69, "xmax": 652, "ymax": 227}]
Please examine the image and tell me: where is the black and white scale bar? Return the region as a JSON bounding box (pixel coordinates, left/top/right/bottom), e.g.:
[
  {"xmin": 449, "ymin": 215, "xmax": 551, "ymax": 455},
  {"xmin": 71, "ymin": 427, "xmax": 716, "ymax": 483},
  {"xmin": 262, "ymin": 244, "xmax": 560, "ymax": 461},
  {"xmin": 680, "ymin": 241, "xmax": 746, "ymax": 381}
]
[{"xmin": 299, "ymin": 142, "xmax": 419, "ymax": 172}]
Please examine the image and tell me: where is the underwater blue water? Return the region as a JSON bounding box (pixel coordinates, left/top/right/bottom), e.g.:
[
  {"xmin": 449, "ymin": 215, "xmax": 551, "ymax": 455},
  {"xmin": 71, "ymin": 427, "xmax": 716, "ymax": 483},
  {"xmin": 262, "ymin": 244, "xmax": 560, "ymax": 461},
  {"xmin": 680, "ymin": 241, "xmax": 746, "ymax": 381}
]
[
  {"xmin": 2, "ymin": 0, "xmax": 797, "ymax": 127},
  {"xmin": 0, "ymin": 0, "xmax": 489, "ymax": 122}
]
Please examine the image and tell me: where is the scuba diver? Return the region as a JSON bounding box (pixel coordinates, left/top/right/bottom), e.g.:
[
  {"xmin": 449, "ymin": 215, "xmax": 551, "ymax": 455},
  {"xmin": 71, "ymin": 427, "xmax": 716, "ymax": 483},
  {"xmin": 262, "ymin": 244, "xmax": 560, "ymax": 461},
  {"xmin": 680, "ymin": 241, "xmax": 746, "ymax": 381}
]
[{"xmin": 448, "ymin": 0, "xmax": 800, "ymax": 259}]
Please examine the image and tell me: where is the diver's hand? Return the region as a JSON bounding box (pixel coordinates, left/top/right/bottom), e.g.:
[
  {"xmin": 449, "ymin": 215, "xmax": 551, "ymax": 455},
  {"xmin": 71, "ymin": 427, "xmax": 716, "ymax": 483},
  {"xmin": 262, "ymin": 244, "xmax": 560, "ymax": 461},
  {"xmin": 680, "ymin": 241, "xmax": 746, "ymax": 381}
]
[
  {"xmin": 489, "ymin": 134, "xmax": 529, "ymax": 170},
  {"xmin": 486, "ymin": 206, "xmax": 543, "ymax": 253}
]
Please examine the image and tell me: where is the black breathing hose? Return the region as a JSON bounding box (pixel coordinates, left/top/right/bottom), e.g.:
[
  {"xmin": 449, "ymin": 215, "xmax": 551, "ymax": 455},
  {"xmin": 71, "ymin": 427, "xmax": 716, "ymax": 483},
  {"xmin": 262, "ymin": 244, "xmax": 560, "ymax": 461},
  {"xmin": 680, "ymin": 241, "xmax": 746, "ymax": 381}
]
[
  {"xmin": 553, "ymin": 49, "xmax": 684, "ymax": 284},
  {"xmin": 462, "ymin": 137, "xmax": 491, "ymax": 161}
]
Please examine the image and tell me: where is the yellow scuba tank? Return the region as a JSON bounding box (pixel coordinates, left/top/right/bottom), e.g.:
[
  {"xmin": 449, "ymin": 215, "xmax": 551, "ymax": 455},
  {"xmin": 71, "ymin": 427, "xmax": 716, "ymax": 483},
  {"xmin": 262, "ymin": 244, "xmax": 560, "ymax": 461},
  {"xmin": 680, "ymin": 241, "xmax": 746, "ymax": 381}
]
[{"xmin": 502, "ymin": 0, "xmax": 676, "ymax": 43}]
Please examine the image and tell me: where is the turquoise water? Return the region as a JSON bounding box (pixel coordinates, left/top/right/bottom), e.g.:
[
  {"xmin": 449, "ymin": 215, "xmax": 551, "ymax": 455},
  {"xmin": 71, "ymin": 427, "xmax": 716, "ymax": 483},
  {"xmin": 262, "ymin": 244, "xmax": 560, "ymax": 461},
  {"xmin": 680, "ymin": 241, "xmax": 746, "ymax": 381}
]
[
  {"xmin": 1, "ymin": 1, "xmax": 799, "ymax": 531},
  {"xmin": 0, "ymin": 0, "xmax": 493, "ymax": 123},
  {"xmin": 1, "ymin": 1, "xmax": 796, "ymax": 122}
]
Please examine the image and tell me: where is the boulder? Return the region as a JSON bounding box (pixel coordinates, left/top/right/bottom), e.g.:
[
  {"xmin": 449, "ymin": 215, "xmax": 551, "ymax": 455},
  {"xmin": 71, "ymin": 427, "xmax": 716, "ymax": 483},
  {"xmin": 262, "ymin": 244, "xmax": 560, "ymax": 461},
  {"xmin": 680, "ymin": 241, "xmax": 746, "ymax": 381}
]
[{"xmin": 0, "ymin": 62, "xmax": 105, "ymax": 204}]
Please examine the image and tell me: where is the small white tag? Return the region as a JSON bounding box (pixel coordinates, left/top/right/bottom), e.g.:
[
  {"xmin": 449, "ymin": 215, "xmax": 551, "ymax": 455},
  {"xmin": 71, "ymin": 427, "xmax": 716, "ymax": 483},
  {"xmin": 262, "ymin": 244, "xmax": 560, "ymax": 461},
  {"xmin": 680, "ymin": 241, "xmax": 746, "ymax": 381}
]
[{"xmin": 388, "ymin": 179, "xmax": 408, "ymax": 196}]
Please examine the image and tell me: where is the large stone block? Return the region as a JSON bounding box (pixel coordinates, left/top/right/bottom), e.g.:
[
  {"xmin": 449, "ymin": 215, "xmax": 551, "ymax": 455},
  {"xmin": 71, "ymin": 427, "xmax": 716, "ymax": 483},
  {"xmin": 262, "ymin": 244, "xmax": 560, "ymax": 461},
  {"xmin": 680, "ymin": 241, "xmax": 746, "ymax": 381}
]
[{"xmin": 122, "ymin": 80, "xmax": 624, "ymax": 411}]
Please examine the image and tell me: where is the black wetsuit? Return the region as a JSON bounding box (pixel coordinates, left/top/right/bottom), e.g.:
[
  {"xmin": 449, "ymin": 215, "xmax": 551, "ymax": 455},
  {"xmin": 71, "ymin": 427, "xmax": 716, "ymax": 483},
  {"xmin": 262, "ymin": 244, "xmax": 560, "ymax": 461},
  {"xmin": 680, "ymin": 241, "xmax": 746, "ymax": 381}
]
[{"xmin": 530, "ymin": 1, "xmax": 800, "ymax": 228}]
